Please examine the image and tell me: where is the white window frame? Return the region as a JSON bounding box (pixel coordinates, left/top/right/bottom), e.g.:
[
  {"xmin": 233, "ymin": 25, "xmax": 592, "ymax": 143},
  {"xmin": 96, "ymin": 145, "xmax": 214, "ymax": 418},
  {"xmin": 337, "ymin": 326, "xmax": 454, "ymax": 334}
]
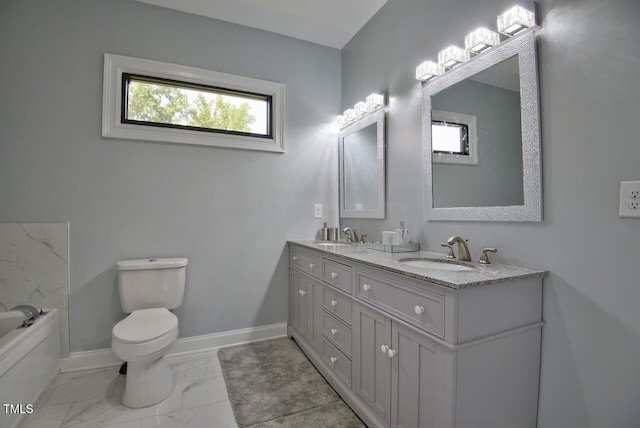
[
  {"xmin": 431, "ymin": 110, "xmax": 477, "ymax": 165},
  {"xmin": 102, "ymin": 54, "xmax": 285, "ymax": 153}
]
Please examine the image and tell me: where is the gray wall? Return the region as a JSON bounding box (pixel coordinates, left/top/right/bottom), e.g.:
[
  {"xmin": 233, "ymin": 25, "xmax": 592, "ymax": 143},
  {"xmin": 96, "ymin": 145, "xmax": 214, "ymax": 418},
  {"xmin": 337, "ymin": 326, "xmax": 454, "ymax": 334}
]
[
  {"xmin": 432, "ymin": 79, "xmax": 523, "ymax": 208},
  {"xmin": 0, "ymin": 0, "xmax": 340, "ymax": 351},
  {"xmin": 341, "ymin": 0, "xmax": 640, "ymax": 427}
]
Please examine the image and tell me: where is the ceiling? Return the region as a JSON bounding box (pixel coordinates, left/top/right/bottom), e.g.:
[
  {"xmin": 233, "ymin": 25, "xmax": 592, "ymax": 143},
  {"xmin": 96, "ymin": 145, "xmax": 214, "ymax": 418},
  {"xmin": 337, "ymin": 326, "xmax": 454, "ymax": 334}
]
[{"xmin": 135, "ymin": 0, "xmax": 388, "ymax": 49}]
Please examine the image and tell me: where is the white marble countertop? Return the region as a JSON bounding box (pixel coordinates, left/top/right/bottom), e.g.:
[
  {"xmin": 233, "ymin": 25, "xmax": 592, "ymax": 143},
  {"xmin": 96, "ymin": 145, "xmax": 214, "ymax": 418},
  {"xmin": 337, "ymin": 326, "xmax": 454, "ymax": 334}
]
[{"xmin": 289, "ymin": 240, "xmax": 548, "ymax": 290}]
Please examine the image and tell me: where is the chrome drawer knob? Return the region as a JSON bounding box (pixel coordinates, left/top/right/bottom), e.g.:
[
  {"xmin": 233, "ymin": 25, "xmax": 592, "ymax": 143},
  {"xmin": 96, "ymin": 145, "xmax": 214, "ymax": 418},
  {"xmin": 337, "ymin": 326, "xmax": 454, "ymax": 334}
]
[
  {"xmin": 331, "ymin": 271, "xmax": 338, "ymax": 279},
  {"xmin": 299, "ymin": 289, "xmax": 306, "ymax": 296},
  {"xmin": 387, "ymin": 349, "xmax": 397, "ymax": 358},
  {"xmin": 380, "ymin": 345, "xmax": 389, "ymax": 354},
  {"xmin": 362, "ymin": 283, "xmax": 371, "ymax": 292},
  {"xmin": 292, "ymin": 256, "xmax": 298, "ymax": 261},
  {"xmin": 309, "ymin": 263, "xmax": 315, "ymax": 269},
  {"xmin": 331, "ymin": 328, "xmax": 338, "ymax": 335},
  {"xmin": 331, "ymin": 300, "xmax": 338, "ymax": 307},
  {"xmin": 414, "ymin": 305, "xmax": 425, "ymax": 315},
  {"xmin": 330, "ymin": 356, "xmax": 337, "ymax": 364}
]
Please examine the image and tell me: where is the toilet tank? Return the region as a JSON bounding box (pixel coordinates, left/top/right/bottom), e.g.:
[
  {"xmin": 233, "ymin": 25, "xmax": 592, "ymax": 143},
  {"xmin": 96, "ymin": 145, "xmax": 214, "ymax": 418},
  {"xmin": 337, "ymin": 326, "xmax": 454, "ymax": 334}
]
[{"xmin": 116, "ymin": 258, "xmax": 188, "ymax": 313}]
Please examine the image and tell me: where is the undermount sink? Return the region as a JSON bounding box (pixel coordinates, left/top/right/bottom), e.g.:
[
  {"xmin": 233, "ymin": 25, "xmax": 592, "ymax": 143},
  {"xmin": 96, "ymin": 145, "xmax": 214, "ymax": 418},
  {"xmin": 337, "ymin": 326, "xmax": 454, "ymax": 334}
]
[
  {"xmin": 316, "ymin": 242, "xmax": 351, "ymax": 247},
  {"xmin": 398, "ymin": 258, "xmax": 475, "ymax": 272}
]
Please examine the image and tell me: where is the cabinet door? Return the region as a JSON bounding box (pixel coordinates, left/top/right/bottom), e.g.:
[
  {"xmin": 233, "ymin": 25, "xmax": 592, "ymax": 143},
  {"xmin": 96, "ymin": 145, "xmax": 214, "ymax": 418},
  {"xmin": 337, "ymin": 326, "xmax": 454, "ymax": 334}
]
[
  {"xmin": 390, "ymin": 323, "xmax": 438, "ymax": 428},
  {"xmin": 290, "ymin": 270, "xmax": 324, "ymax": 352},
  {"xmin": 290, "ymin": 270, "xmax": 307, "ymax": 334},
  {"xmin": 303, "ymin": 277, "xmax": 324, "ymax": 352},
  {"xmin": 353, "ymin": 303, "xmax": 392, "ymax": 425}
]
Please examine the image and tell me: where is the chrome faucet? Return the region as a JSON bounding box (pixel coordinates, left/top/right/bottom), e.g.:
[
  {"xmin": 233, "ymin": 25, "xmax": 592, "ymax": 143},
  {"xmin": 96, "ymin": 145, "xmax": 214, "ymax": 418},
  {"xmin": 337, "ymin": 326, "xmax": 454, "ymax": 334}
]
[
  {"xmin": 446, "ymin": 236, "xmax": 471, "ymax": 261},
  {"xmin": 343, "ymin": 227, "xmax": 359, "ymax": 243}
]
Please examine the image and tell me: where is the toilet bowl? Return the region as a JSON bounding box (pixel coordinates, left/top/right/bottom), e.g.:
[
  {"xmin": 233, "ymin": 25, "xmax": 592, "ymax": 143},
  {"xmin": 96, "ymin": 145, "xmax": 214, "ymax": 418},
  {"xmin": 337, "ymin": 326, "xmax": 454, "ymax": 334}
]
[
  {"xmin": 111, "ymin": 258, "xmax": 187, "ymax": 408},
  {"xmin": 112, "ymin": 308, "xmax": 179, "ymax": 408}
]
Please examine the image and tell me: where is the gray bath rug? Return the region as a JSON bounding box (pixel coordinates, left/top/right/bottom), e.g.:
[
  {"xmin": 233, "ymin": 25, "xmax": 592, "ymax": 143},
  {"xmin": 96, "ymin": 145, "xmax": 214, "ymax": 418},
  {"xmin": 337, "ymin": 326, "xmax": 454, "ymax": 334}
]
[{"xmin": 218, "ymin": 337, "xmax": 365, "ymax": 427}]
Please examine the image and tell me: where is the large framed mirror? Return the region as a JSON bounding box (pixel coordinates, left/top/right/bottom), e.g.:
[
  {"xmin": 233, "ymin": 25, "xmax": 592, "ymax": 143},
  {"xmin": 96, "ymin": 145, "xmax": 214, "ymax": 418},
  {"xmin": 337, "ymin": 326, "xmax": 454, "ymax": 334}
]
[
  {"xmin": 423, "ymin": 31, "xmax": 541, "ymax": 221},
  {"xmin": 339, "ymin": 109, "xmax": 386, "ymax": 218}
]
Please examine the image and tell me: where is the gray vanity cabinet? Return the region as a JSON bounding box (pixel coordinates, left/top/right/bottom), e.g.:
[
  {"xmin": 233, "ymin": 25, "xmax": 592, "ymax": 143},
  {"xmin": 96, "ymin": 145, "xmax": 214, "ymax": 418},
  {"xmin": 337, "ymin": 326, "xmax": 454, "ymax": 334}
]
[{"xmin": 288, "ymin": 242, "xmax": 544, "ymax": 428}]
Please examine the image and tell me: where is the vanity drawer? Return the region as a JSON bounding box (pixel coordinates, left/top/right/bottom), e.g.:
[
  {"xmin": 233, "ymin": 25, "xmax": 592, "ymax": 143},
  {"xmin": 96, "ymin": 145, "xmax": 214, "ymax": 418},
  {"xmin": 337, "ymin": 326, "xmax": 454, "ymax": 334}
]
[
  {"xmin": 290, "ymin": 246, "xmax": 322, "ymax": 280},
  {"xmin": 357, "ymin": 272, "xmax": 445, "ymax": 338},
  {"xmin": 322, "ymin": 338, "xmax": 351, "ymax": 388},
  {"xmin": 322, "ymin": 259, "xmax": 352, "ymax": 294},
  {"xmin": 323, "ymin": 287, "xmax": 352, "ymax": 325},
  {"xmin": 323, "ymin": 311, "xmax": 352, "ymax": 357}
]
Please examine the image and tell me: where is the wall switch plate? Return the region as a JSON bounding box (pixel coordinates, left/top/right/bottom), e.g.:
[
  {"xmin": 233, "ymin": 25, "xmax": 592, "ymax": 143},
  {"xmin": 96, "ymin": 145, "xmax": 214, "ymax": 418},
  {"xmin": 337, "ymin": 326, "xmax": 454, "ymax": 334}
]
[
  {"xmin": 313, "ymin": 204, "xmax": 323, "ymax": 219},
  {"xmin": 619, "ymin": 181, "xmax": 640, "ymax": 218}
]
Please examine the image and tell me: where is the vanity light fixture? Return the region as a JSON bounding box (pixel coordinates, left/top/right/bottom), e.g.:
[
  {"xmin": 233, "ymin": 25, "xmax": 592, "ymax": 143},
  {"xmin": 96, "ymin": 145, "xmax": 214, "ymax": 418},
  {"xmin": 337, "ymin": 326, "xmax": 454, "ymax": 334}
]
[
  {"xmin": 415, "ymin": 5, "xmax": 537, "ymax": 83},
  {"xmin": 465, "ymin": 27, "xmax": 501, "ymax": 54},
  {"xmin": 497, "ymin": 5, "xmax": 535, "ymax": 36},
  {"xmin": 336, "ymin": 93, "xmax": 386, "ymax": 129},
  {"xmin": 344, "ymin": 109, "xmax": 357, "ymax": 123},
  {"xmin": 415, "ymin": 60, "xmax": 443, "ymax": 82},
  {"xmin": 438, "ymin": 46, "xmax": 470, "ymax": 70},
  {"xmin": 354, "ymin": 101, "xmax": 368, "ymax": 117},
  {"xmin": 365, "ymin": 93, "xmax": 384, "ymax": 112}
]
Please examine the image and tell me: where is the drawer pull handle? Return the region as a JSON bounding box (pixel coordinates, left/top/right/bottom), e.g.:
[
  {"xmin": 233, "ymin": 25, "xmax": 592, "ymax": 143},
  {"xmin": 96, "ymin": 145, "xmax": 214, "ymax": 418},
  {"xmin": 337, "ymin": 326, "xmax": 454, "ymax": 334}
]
[
  {"xmin": 331, "ymin": 271, "xmax": 338, "ymax": 279},
  {"xmin": 362, "ymin": 283, "xmax": 371, "ymax": 292},
  {"xmin": 299, "ymin": 289, "xmax": 306, "ymax": 296},
  {"xmin": 380, "ymin": 344, "xmax": 389, "ymax": 354},
  {"xmin": 414, "ymin": 305, "xmax": 425, "ymax": 315},
  {"xmin": 292, "ymin": 256, "xmax": 298, "ymax": 261},
  {"xmin": 309, "ymin": 263, "xmax": 315, "ymax": 269},
  {"xmin": 387, "ymin": 349, "xmax": 397, "ymax": 358},
  {"xmin": 331, "ymin": 328, "xmax": 338, "ymax": 335},
  {"xmin": 331, "ymin": 300, "xmax": 338, "ymax": 307},
  {"xmin": 330, "ymin": 356, "xmax": 337, "ymax": 364}
]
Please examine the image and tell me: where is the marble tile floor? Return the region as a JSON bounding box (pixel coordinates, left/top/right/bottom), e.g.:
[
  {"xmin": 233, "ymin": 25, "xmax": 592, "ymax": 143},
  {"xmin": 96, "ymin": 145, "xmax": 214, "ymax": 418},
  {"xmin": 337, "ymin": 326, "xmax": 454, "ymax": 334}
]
[{"xmin": 19, "ymin": 350, "xmax": 238, "ymax": 428}]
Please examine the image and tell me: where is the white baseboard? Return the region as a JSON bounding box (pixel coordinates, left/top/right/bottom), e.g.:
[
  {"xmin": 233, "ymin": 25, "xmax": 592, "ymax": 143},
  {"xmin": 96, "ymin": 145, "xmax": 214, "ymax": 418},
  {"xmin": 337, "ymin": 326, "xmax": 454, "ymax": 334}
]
[{"xmin": 60, "ymin": 322, "xmax": 288, "ymax": 373}]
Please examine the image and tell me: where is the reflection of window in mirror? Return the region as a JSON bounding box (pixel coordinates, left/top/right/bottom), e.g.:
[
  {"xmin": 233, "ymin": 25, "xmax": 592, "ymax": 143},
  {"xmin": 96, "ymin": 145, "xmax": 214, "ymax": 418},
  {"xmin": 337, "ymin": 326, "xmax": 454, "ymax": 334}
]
[
  {"xmin": 432, "ymin": 110, "xmax": 477, "ymax": 165},
  {"xmin": 432, "ymin": 121, "xmax": 468, "ymax": 154}
]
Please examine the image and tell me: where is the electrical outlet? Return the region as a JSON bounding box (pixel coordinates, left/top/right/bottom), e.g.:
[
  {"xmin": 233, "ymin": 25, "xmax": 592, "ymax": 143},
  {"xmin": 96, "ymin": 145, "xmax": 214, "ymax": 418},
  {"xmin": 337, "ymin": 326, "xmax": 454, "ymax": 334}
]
[
  {"xmin": 619, "ymin": 181, "xmax": 640, "ymax": 218},
  {"xmin": 313, "ymin": 204, "xmax": 323, "ymax": 219}
]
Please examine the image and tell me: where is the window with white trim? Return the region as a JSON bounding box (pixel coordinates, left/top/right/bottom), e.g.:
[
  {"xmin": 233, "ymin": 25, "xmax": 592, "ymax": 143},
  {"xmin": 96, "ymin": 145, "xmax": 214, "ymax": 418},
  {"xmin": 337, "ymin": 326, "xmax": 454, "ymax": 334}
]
[{"xmin": 102, "ymin": 54, "xmax": 285, "ymax": 152}]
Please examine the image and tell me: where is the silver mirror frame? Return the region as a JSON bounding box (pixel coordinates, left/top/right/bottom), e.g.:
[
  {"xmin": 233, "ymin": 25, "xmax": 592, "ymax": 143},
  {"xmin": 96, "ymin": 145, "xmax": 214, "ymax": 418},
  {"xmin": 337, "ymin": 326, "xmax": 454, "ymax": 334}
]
[
  {"xmin": 339, "ymin": 109, "xmax": 386, "ymax": 219},
  {"xmin": 422, "ymin": 31, "xmax": 542, "ymax": 222}
]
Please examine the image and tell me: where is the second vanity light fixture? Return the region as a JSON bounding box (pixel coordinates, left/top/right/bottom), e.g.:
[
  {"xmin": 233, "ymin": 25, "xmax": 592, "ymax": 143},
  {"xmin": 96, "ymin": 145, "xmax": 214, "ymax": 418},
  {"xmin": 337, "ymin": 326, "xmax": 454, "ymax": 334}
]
[
  {"xmin": 336, "ymin": 93, "xmax": 385, "ymax": 128},
  {"xmin": 415, "ymin": 5, "xmax": 536, "ymax": 82}
]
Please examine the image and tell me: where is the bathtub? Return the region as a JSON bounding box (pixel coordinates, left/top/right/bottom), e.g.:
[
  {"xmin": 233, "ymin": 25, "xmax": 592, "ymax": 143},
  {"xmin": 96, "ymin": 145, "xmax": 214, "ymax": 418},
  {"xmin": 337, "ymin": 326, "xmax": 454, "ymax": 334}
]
[{"xmin": 0, "ymin": 309, "xmax": 59, "ymax": 428}]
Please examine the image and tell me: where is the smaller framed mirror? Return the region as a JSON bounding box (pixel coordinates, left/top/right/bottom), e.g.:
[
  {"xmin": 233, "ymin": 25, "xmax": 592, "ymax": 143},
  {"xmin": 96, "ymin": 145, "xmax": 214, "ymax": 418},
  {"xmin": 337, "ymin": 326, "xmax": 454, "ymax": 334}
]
[{"xmin": 339, "ymin": 109, "xmax": 386, "ymax": 218}]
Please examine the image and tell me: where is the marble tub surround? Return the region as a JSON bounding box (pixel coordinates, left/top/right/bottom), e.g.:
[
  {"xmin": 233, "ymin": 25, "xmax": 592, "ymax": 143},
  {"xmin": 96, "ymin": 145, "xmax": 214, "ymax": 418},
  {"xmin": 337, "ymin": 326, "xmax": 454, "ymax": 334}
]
[
  {"xmin": 0, "ymin": 223, "xmax": 69, "ymax": 357},
  {"xmin": 290, "ymin": 240, "xmax": 547, "ymax": 289},
  {"xmin": 20, "ymin": 349, "xmax": 237, "ymax": 428}
]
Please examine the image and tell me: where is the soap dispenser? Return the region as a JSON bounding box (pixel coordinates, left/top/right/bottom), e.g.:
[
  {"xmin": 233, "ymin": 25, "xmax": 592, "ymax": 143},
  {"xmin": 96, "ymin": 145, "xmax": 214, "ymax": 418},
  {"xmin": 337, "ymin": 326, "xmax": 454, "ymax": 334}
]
[
  {"xmin": 321, "ymin": 222, "xmax": 329, "ymax": 241},
  {"xmin": 395, "ymin": 221, "xmax": 409, "ymax": 246}
]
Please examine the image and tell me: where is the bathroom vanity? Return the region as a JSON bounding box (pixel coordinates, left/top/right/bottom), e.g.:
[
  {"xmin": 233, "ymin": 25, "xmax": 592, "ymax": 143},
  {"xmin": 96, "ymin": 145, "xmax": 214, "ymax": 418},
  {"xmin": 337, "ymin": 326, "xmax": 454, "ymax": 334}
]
[{"xmin": 288, "ymin": 241, "xmax": 546, "ymax": 428}]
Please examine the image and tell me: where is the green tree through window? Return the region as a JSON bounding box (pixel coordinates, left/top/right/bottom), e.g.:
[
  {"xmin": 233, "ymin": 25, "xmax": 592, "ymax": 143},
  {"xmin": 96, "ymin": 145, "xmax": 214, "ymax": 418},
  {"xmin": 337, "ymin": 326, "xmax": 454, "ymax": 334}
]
[{"xmin": 126, "ymin": 79, "xmax": 257, "ymax": 134}]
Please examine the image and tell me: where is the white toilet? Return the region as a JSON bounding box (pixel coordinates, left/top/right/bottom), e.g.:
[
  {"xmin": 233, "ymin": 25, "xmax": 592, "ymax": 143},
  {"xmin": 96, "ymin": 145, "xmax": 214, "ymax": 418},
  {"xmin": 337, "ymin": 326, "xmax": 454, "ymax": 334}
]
[{"xmin": 111, "ymin": 258, "xmax": 188, "ymax": 408}]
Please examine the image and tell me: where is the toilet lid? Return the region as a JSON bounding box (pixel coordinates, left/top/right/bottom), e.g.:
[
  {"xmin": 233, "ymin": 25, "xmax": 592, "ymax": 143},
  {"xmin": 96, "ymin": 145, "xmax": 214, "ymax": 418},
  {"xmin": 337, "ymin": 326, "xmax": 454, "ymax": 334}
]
[{"xmin": 113, "ymin": 308, "xmax": 178, "ymax": 344}]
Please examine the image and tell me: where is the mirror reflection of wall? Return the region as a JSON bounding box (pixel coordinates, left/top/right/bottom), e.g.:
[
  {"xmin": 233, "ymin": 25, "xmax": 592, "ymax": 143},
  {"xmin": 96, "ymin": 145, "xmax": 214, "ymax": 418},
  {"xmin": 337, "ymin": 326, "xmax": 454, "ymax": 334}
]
[
  {"xmin": 339, "ymin": 109, "xmax": 385, "ymax": 219},
  {"xmin": 431, "ymin": 55, "xmax": 524, "ymax": 208},
  {"xmin": 343, "ymin": 123, "xmax": 378, "ymax": 211}
]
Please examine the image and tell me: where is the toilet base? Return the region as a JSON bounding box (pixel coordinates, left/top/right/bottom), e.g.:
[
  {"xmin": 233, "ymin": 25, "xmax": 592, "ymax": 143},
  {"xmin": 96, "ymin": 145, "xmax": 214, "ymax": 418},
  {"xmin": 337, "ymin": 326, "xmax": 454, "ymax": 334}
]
[{"xmin": 122, "ymin": 356, "xmax": 173, "ymax": 408}]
